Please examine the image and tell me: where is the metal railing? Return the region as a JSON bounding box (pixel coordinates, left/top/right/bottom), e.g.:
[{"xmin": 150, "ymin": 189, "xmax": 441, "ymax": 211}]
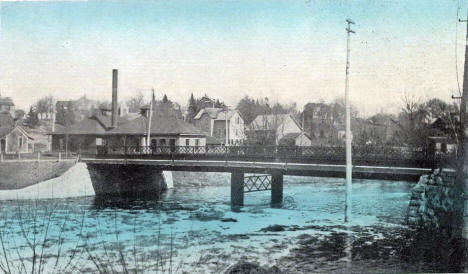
[{"xmin": 87, "ymin": 144, "xmax": 454, "ymax": 168}]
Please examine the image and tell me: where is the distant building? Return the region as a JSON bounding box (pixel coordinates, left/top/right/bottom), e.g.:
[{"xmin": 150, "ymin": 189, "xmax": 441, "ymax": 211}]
[
  {"xmin": 107, "ymin": 107, "xmax": 207, "ymax": 149},
  {"xmin": 51, "ymin": 70, "xmax": 209, "ymax": 153},
  {"xmin": 50, "ymin": 112, "xmax": 117, "ymax": 153},
  {"xmin": 248, "ymin": 114, "xmax": 311, "ymax": 146},
  {"xmin": 278, "ymin": 132, "xmax": 312, "ymax": 146},
  {"xmin": 51, "ymin": 98, "xmax": 206, "ymax": 152},
  {"xmin": 0, "ymin": 98, "xmax": 33, "ymax": 154},
  {"xmin": 302, "ymin": 102, "xmax": 343, "ymax": 145},
  {"xmin": 338, "ymin": 116, "xmax": 397, "ymax": 145},
  {"xmin": 192, "ymin": 107, "xmax": 245, "ymax": 145}
]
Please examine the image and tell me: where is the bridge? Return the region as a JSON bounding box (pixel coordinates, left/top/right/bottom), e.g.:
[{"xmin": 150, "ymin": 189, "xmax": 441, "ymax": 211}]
[{"xmin": 80, "ymin": 145, "xmax": 454, "ymax": 207}]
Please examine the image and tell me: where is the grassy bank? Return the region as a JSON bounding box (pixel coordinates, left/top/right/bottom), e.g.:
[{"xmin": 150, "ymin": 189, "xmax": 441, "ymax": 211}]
[{"xmin": 0, "ymin": 160, "xmax": 75, "ymax": 190}]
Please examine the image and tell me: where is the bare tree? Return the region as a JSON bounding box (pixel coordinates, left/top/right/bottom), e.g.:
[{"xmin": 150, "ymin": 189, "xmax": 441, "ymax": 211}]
[{"xmin": 126, "ymin": 91, "xmax": 145, "ymax": 113}]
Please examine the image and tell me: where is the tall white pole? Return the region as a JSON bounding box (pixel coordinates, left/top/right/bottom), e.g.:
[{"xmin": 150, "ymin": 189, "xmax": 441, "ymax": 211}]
[
  {"xmin": 225, "ymin": 107, "xmax": 229, "ymax": 146},
  {"xmin": 146, "ymin": 89, "xmax": 154, "ymax": 147},
  {"xmin": 50, "ymin": 100, "xmax": 56, "ymax": 152},
  {"xmin": 344, "ymin": 19, "xmax": 355, "ymax": 223}
]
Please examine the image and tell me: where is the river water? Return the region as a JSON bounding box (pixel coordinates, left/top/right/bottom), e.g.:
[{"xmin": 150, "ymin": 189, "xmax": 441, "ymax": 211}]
[{"xmin": 0, "ymin": 175, "xmax": 466, "ymax": 273}]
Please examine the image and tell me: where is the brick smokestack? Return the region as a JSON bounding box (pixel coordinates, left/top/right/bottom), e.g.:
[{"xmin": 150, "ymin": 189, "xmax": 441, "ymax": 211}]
[{"xmin": 111, "ymin": 69, "xmax": 118, "ymax": 128}]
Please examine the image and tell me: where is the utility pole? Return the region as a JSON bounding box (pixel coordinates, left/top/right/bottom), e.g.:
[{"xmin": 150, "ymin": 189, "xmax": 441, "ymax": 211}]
[
  {"xmin": 147, "ymin": 89, "xmax": 154, "ymax": 147},
  {"xmin": 458, "ymin": 11, "xmax": 468, "ymax": 238},
  {"xmin": 225, "ymin": 106, "xmax": 229, "ymax": 146},
  {"xmin": 344, "ymin": 18, "xmax": 355, "ymax": 223},
  {"xmin": 460, "ymin": 13, "xmax": 468, "ymax": 173}
]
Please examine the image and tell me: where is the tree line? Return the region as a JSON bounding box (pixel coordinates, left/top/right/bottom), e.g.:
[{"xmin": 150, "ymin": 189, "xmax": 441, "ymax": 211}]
[{"xmin": 22, "ymin": 92, "xmax": 461, "ymax": 148}]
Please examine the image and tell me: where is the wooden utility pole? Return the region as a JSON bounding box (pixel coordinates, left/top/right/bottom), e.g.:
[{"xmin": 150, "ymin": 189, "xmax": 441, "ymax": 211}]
[{"xmin": 344, "ymin": 18, "xmax": 355, "ymax": 223}]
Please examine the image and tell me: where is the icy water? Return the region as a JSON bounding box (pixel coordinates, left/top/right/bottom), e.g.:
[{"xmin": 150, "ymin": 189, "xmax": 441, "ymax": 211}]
[{"xmin": 0, "ymin": 176, "xmax": 465, "ymax": 273}]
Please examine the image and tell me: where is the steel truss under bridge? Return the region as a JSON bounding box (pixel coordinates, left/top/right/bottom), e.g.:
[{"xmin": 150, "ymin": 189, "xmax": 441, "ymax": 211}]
[{"xmin": 244, "ymin": 175, "xmax": 272, "ymax": 193}]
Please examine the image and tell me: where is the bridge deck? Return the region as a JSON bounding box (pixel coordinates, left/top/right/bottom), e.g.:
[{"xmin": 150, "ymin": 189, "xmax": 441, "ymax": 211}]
[{"xmin": 81, "ymin": 158, "xmax": 450, "ymax": 181}]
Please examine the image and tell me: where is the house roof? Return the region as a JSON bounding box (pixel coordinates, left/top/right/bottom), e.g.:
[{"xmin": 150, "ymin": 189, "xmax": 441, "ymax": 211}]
[
  {"xmin": 193, "ymin": 108, "xmax": 239, "ymax": 121},
  {"xmin": 281, "ymin": 132, "xmax": 312, "ymax": 141},
  {"xmin": 250, "ymin": 114, "xmax": 302, "ymax": 131},
  {"xmin": 214, "ymin": 110, "xmax": 237, "ymax": 121},
  {"xmin": 0, "ymin": 125, "xmax": 33, "ymax": 139},
  {"xmin": 193, "ymin": 108, "xmax": 222, "ymax": 120},
  {"xmin": 52, "ymin": 116, "xmax": 108, "ymax": 135},
  {"xmin": 50, "ymin": 114, "xmax": 136, "ymax": 135},
  {"xmin": 108, "ymin": 113, "xmax": 206, "ymax": 136}
]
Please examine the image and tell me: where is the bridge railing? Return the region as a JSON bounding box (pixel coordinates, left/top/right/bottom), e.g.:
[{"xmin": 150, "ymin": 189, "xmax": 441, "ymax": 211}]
[{"xmin": 91, "ymin": 144, "xmax": 454, "ymax": 168}]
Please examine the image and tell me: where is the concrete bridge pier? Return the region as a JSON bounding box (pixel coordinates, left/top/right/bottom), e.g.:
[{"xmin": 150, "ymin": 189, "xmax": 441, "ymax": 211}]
[
  {"xmin": 231, "ymin": 171, "xmax": 244, "ymax": 207},
  {"xmin": 271, "ymin": 171, "xmax": 283, "ymax": 208},
  {"xmin": 87, "ymin": 164, "xmax": 168, "ymax": 199}
]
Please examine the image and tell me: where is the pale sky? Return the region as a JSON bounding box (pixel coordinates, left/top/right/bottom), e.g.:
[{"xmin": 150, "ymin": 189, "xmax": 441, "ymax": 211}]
[{"xmin": 0, "ymin": 0, "xmax": 466, "ymax": 116}]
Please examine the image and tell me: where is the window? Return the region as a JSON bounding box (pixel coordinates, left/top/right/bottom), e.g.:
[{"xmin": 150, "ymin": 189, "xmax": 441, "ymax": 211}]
[
  {"xmin": 320, "ymin": 130, "xmax": 325, "ymax": 138},
  {"xmin": 18, "ymin": 136, "xmax": 23, "ymax": 148},
  {"xmin": 96, "ymin": 138, "xmax": 103, "ymax": 145},
  {"xmin": 195, "ymin": 139, "xmax": 199, "ymax": 146},
  {"xmin": 186, "ymin": 139, "xmax": 190, "ymax": 146},
  {"xmin": 159, "ymin": 139, "xmax": 166, "ymax": 146}
]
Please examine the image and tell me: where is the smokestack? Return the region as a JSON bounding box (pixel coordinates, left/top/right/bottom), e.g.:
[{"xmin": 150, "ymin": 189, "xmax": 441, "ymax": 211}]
[{"xmin": 111, "ymin": 69, "xmax": 118, "ymax": 128}]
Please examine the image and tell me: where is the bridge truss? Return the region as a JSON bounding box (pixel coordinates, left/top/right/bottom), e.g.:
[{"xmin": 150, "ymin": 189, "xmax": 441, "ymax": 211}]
[{"xmin": 244, "ymin": 175, "xmax": 272, "ymax": 193}]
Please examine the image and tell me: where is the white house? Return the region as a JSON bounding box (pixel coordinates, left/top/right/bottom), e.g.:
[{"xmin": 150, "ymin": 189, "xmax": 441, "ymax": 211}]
[
  {"xmin": 249, "ymin": 114, "xmax": 311, "ymax": 146},
  {"xmin": 193, "ymin": 108, "xmax": 245, "ymax": 145}
]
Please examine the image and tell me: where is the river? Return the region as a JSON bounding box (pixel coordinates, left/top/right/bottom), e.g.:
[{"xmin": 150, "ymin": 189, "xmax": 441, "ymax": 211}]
[{"xmin": 0, "ymin": 175, "xmax": 466, "ymax": 273}]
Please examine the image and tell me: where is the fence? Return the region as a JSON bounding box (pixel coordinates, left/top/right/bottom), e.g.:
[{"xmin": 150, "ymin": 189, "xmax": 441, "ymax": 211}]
[
  {"xmin": 89, "ymin": 144, "xmax": 454, "ymax": 168},
  {"xmin": 0, "ymin": 151, "xmax": 78, "ymax": 162}
]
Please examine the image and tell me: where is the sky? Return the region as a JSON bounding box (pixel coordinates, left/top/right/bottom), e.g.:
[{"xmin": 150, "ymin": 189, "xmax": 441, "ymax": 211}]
[{"xmin": 0, "ymin": 0, "xmax": 466, "ymax": 116}]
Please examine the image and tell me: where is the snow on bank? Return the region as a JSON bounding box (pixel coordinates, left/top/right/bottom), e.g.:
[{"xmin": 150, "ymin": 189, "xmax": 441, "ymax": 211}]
[
  {"xmin": 0, "ymin": 163, "xmax": 95, "ymax": 200},
  {"xmin": 163, "ymin": 170, "xmax": 173, "ymax": 188},
  {"xmin": 0, "ymin": 164, "xmax": 176, "ymax": 201}
]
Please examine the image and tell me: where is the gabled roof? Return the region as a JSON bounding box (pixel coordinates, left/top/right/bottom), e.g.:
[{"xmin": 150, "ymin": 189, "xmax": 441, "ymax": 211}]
[
  {"xmin": 52, "ymin": 116, "xmax": 108, "ymax": 135},
  {"xmin": 0, "ymin": 125, "xmax": 33, "ymax": 139},
  {"xmin": 93, "ymin": 114, "xmax": 112, "ymax": 128},
  {"xmin": 282, "ymin": 132, "xmax": 311, "ymax": 140},
  {"xmin": 214, "ymin": 110, "xmax": 238, "ymax": 121},
  {"xmin": 108, "ymin": 114, "xmax": 206, "ymax": 136},
  {"xmin": 193, "ymin": 108, "xmax": 222, "ymax": 120},
  {"xmin": 50, "ymin": 114, "xmax": 137, "ymax": 135},
  {"xmin": 250, "ymin": 114, "xmax": 302, "ymax": 131},
  {"xmin": 194, "ymin": 108, "xmax": 241, "ymax": 121}
]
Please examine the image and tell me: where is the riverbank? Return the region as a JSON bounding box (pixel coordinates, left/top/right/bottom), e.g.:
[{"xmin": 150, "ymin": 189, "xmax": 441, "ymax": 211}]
[{"xmin": 0, "ymin": 160, "xmax": 76, "ymax": 190}]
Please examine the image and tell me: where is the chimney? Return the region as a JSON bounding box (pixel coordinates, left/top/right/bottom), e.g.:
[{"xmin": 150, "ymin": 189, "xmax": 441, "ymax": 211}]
[{"xmin": 111, "ymin": 69, "xmax": 118, "ymax": 128}]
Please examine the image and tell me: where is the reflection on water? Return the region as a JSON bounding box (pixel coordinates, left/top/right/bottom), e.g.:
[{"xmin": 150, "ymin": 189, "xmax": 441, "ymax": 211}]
[{"xmin": 0, "ymin": 178, "xmax": 466, "ymax": 273}]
